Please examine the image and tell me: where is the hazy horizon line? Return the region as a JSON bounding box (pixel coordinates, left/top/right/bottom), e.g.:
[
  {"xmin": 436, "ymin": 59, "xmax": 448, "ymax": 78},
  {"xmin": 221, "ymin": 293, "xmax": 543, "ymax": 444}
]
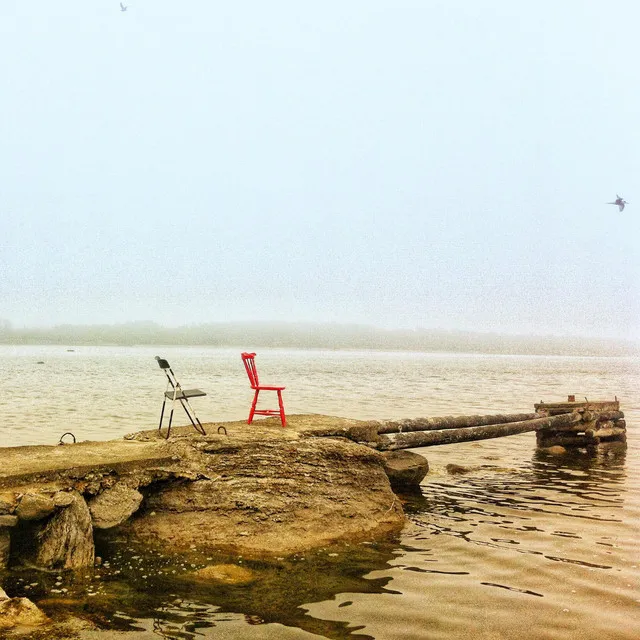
[
  {"xmin": 0, "ymin": 319, "xmax": 637, "ymax": 342},
  {"xmin": 0, "ymin": 320, "xmax": 637, "ymax": 357}
]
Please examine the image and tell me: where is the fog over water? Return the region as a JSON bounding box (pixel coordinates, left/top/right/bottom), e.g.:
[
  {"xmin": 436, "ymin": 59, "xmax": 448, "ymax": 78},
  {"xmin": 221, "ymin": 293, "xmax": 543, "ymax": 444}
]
[
  {"xmin": 1, "ymin": 1, "xmax": 639, "ymax": 339},
  {"xmin": 0, "ymin": 321, "xmax": 637, "ymax": 357}
]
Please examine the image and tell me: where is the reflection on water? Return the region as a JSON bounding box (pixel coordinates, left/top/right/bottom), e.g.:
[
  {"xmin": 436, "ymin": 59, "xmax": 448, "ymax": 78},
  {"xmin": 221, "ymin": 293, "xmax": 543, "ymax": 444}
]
[
  {"xmin": 308, "ymin": 438, "xmax": 638, "ymax": 640},
  {"xmin": 1, "ymin": 347, "xmax": 639, "ymax": 639},
  {"xmin": 4, "ymin": 539, "xmax": 400, "ymax": 639}
]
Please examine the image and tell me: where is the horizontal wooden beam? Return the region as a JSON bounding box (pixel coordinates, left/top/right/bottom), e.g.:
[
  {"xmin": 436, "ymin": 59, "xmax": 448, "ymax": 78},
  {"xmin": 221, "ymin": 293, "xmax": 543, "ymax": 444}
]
[
  {"xmin": 378, "ymin": 412, "xmax": 582, "ymax": 450},
  {"xmin": 374, "ymin": 413, "xmax": 537, "ymax": 435},
  {"xmin": 534, "ymin": 400, "xmax": 619, "ymax": 414}
]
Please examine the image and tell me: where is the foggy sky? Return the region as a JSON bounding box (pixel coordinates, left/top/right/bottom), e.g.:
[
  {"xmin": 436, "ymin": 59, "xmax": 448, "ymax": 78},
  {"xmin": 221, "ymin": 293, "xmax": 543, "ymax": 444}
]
[{"xmin": 1, "ymin": 1, "xmax": 639, "ymax": 339}]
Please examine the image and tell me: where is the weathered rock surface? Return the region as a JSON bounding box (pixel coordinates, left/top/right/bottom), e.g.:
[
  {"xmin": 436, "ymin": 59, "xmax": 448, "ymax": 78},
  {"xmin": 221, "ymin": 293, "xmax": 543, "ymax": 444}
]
[
  {"xmin": 52, "ymin": 491, "xmax": 75, "ymax": 508},
  {"xmin": 0, "ymin": 415, "xmax": 407, "ymax": 565},
  {"xmin": 0, "ymin": 515, "xmax": 18, "ymax": 527},
  {"xmin": 88, "ymin": 483, "xmax": 143, "ymax": 529},
  {"xmin": 192, "ymin": 564, "xmax": 256, "ymax": 584},
  {"xmin": 16, "ymin": 493, "xmax": 55, "ymax": 521},
  {"xmin": 127, "ymin": 435, "xmax": 404, "ymax": 557},
  {"xmin": 0, "ymin": 594, "xmax": 49, "ymax": 630},
  {"xmin": 0, "ymin": 527, "xmax": 10, "ymax": 569},
  {"xmin": 24, "ymin": 491, "xmax": 94, "ymax": 570},
  {"xmin": 381, "ymin": 451, "xmax": 429, "ymax": 488},
  {"xmin": 0, "ymin": 493, "xmax": 16, "ymax": 515}
]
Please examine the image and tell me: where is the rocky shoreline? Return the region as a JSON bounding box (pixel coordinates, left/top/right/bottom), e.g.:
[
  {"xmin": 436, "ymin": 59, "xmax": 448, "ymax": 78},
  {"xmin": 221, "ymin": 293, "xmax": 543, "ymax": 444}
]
[{"xmin": 0, "ymin": 414, "xmax": 429, "ymax": 635}]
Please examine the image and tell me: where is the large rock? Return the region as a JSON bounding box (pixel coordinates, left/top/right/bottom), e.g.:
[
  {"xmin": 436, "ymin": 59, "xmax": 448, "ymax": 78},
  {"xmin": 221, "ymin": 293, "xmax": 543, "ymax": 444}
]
[
  {"xmin": 28, "ymin": 491, "xmax": 94, "ymax": 570},
  {"xmin": 88, "ymin": 484, "xmax": 143, "ymax": 529},
  {"xmin": 16, "ymin": 493, "xmax": 55, "ymax": 521},
  {"xmin": 124, "ymin": 438, "xmax": 405, "ymax": 557},
  {"xmin": 0, "ymin": 416, "xmax": 409, "ymax": 563},
  {"xmin": 0, "ymin": 595, "xmax": 49, "ymax": 630},
  {"xmin": 381, "ymin": 451, "xmax": 429, "ymax": 488}
]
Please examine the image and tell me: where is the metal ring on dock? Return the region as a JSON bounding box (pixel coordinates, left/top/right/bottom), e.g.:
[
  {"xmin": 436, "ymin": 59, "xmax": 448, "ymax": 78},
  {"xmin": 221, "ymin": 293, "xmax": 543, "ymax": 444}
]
[
  {"xmin": 58, "ymin": 432, "xmax": 76, "ymax": 445},
  {"xmin": 217, "ymin": 426, "xmax": 228, "ymax": 436}
]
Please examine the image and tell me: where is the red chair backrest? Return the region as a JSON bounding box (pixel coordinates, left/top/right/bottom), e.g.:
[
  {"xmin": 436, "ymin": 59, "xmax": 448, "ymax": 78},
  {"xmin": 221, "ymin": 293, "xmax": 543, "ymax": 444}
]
[{"xmin": 241, "ymin": 352, "xmax": 259, "ymax": 388}]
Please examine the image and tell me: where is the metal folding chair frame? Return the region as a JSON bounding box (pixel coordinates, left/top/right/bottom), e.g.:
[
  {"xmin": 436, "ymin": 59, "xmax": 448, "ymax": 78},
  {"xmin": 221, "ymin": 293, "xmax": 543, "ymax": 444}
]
[{"xmin": 156, "ymin": 356, "xmax": 207, "ymax": 439}]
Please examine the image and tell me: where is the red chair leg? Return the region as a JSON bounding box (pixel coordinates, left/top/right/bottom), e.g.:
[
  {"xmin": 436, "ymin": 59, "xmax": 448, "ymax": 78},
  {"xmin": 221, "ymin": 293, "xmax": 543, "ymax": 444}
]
[
  {"xmin": 277, "ymin": 390, "xmax": 286, "ymax": 427},
  {"xmin": 248, "ymin": 389, "xmax": 260, "ymax": 424}
]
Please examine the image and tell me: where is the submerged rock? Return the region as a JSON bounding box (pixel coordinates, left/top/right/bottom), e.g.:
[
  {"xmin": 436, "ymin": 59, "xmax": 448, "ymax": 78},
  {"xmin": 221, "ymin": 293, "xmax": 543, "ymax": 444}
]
[
  {"xmin": 542, "ymin": 445, "xmax": 567, "ymax": 455},
  {"xmin": 193, "ymin": 564, "xmax": 256, "ymax": 584},
  {"xmin": 381, "ymin": 451, "xmax": 429, "ymax": 488},
  {"xmin": 0, "ymin": 592, "xmax": 49, "ymax": 630},
  {"xmin": 446, "ymin": 464, "xmax": 473, "ymax": 475}
]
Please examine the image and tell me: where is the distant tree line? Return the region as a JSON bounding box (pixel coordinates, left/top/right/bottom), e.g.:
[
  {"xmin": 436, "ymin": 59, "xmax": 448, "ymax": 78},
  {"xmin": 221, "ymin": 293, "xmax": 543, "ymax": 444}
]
[{"xmin": 0, "ymin": 320, "xmax": 636, "ymax": 356}]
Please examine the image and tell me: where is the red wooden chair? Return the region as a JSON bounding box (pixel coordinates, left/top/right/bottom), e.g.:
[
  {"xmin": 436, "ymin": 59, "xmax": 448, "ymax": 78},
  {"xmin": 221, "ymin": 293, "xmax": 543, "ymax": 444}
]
[{"xmin": 241, "ymin": 352, "xmax": 286, "ymax": 427}]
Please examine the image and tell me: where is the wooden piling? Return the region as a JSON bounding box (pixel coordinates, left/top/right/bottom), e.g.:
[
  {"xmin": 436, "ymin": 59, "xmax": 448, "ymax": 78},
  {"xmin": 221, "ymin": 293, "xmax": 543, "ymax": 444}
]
[
  {"xmin": 535, "ymin": 396, "xmax": 626, "ymax": 449},
  {"xmin": 369, "ymin": 396, "xmax": 626, "ymax": 452}
]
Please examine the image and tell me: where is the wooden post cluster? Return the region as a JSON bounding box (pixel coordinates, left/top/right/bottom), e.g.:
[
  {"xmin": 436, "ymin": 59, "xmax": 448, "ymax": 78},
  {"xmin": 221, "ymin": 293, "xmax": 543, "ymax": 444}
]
[
  {"xmin": 368, "ymin": 396, "xmax": 626, "ymax": 451},
  {"xmin": 534, "ymin": 396, "xmax": 626, "ymax": 449}
]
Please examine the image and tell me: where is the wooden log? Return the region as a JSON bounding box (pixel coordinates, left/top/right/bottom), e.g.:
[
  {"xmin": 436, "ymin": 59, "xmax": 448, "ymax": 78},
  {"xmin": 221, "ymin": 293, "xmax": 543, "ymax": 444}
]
[
  {"xmin": 541, "ymin": 422, "xmax": 588, "ymax": 433},
  {"xmin": 375, "ymin": 413, "xmax": 537, "ymax": 435},
  {"xmin": 378, "ymin": 412, "xmax": 582, "ymax": 450},
  {"xmin": 534, "ymin": 400, "xmax": 619, "ymax": 413},
  {"xmin": 536, "ymin": 407, "xmax": 583, "ymax": 417},
  {"xmin": 536, "ymin": 433, "xmax": 596, "ymax": 448},
  {"xmin": 594, "ymin": 411, "xmax": 625, "ymax": 422},
  {"xmin": 585, "ymin": 426, "xmax": 627, "ymax": 441}
]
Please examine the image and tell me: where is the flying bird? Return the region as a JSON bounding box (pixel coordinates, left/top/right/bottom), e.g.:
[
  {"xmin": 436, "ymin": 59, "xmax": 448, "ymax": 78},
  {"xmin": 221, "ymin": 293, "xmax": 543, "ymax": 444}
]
[
  {"xmin": 607, "ymin": 195, "xmax": 628, "ymax": 212},
  {"xmin": 120, "ymin": 2, "xmax": 127, "ymax": 11}
]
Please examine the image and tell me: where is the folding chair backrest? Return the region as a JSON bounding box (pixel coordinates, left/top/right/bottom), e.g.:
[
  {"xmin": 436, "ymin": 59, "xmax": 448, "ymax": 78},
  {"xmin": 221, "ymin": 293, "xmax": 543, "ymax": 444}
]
[
  {"xmin": 155, "ymin": 356, "xmax": 180, "ymax": 391},
  {"xmin": 241, "ymin": 352, "xmax": 259, "ymax": 389}
]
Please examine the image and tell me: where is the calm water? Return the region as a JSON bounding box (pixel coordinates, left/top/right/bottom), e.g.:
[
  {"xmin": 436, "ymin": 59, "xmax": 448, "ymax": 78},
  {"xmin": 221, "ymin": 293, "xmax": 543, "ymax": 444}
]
[{"xmin": 1, "ymin": 345, "xmax": 639, "ymax": 639}]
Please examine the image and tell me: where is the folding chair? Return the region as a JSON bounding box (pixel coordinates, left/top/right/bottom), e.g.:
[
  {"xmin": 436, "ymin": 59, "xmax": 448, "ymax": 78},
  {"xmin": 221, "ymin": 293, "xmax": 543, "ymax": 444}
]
[
  {"xmin": 241, "ymin": 352, "xmax": 286, "ymax": 427},
  {"xmin": 155, "ymin": 356, "xmax": 207, "ymax": 439}
]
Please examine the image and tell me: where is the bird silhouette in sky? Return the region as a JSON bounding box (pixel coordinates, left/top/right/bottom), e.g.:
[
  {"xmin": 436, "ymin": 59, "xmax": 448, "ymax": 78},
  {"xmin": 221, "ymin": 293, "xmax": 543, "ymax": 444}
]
[
  {"xmin": 607, "ymin": 195, "xmax": 628, "ymax": 212},
  {"xmin": 120, "ymin": 2, "xmax": 127, "ymax": 11}
]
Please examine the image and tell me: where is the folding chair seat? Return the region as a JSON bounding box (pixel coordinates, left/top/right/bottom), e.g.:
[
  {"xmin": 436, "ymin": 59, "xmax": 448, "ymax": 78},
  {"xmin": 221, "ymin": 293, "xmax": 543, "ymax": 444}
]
[
  {"xmin": 241, "ymin": 352, "xmax": 286, "ymax": 427},
  {"xmin": 155, "ymin": 356, "xmax": 207, "ymax": 438}
]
